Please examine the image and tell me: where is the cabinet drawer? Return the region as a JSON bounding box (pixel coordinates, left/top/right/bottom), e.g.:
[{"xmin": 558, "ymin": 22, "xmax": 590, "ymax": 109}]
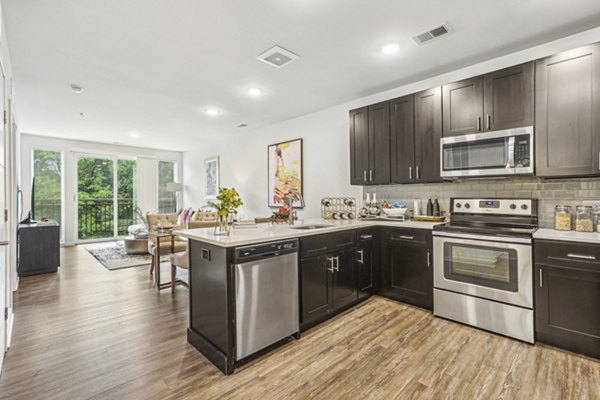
[
  {"xmin": 300, "ymin": 230, "xmax": 357, "ymax": 258},
  {"xmin": 357, "ymin": 228, "xmax": 375, "ymax": 243},
  {"xmin": 535, "ymin": 240, "xmax": 600, "ymax": 270},
  {"xmin": 383, "ymin": 228, "xmax": 431, "ymax": 247}
]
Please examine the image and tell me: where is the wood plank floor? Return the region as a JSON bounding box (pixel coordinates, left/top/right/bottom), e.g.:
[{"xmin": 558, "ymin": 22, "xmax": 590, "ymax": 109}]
[{"xmin": 0, "ymin": 245, "xmax": 598, "ymax": 400}]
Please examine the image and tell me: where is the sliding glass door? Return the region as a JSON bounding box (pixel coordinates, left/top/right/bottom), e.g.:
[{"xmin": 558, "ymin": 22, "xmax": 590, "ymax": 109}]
[{"xmin": 77, "ymin": 154, "xmax": 136, "ymax": 241}]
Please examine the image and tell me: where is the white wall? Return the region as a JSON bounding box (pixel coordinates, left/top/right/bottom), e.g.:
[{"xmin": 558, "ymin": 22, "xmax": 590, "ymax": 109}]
[
  {"xmin": 20, "ymin": 134, "xmax": 182, "ymax": 244},
  {"xmin": 183, "ymin": 26, "xmax": 600, "ymax": 218}
]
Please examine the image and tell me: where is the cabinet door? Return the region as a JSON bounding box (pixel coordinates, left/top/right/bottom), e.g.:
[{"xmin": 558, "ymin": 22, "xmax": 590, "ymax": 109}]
[
  {"xmin": 357, "ymin": 245, "xmax": 373, "ymax": 299},
  {"xmin": 367, "ymin": 101, "xmax": 391, "ymax": 184},
  {"xmin": 349, "ymin": 107, "xmax": 369, "ymax": 185},
  {"xmin": 483, "ymin": 62, "xmax": 534, "ymax": 131},
  {"xmin": 390, "ymin": 95, "xmax": 415, "ymax": 184},
  {"xmin": 414, "ymin": 87, "xmax": 442, "ymax": 183},
  {"xmin": 301, "ymin": 255, "xmax": 332, "ymax": 324},
  {"xmin": 536, "ymin": 44, "xmax": 600, "ymax": 177},
  {"xmin": 442, "ymin": 76, "xmax": 484, "ymax": 137},
  {"xmin": 535, "ymin": 264, "xmax": 600, "ymax": 359},
  {"xmin": 332, "ymin": 249, "xmax": 357, "ymax": 310},
  {"xmin": 382, "ymin": 243, "xmax": 433, "ymax": 310}
]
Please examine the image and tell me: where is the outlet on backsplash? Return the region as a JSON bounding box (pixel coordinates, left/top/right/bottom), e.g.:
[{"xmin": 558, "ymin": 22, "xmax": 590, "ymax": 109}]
[{"xmin": 581, "ymin": 200, "xmax": 600, "ymax": 210}]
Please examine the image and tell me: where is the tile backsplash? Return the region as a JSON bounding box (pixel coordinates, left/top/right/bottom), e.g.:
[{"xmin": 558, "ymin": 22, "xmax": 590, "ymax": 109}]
[{"xmin": 367, "ymin": 177, "xmax": 600, "ymax": 228}]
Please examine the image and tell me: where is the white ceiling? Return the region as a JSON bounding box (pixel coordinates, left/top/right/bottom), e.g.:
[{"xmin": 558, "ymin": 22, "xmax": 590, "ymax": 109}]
[{"xmin": 4, "ymin": 0, "xmax": 600, "ymax": 151}]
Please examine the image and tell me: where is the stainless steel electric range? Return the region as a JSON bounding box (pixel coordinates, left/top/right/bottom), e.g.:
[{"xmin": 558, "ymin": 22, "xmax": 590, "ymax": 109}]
[{"xmin": 432, "ymin": 198, "xmax": 538, "ymax": 343}]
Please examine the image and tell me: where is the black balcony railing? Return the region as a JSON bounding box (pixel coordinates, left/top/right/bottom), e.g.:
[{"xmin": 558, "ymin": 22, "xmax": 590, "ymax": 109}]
[
  {"xmin": 33, "ymin": 198, "xmax": 62, "ymax": 224},
  {"xmin": 35, "ymin": 197, "xmax": 177, "ymax": 240}
]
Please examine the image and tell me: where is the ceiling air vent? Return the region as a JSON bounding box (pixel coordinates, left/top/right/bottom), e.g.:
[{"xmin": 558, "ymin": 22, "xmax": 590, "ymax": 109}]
[
  {"xmin": 257, "ymin": 45, "xmax": 300, "ymax": 68},
  {"xmin": 412, "ymin": 22, "xmax": 452, "ymax": 46}
]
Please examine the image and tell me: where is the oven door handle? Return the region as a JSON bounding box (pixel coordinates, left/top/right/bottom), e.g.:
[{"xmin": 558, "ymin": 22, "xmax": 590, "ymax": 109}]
[{"xmin": 432, "ymin": 230, "xmax": 532, "ymax": 244}]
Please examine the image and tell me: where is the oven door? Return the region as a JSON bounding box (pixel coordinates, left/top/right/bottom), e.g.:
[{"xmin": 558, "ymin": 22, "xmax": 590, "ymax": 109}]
[{"xmin": 433, "ymin": 232, "xmax": 533, "ymax": 308}]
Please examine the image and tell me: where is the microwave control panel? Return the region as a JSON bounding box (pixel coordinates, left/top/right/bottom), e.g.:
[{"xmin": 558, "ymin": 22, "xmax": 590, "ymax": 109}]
[{"xmin": 514, "ymin": 134, "xmax": 531, "ymax": 167}]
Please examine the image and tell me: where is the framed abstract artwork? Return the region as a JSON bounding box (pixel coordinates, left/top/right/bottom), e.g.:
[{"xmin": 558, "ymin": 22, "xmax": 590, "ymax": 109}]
[
  {"xmin": 204, "ymin": 156, "xmax": 219, "ymax": 200},
  {"xmin": 268, "ymin": 138, "xmax": 303, "ymax": 208}
]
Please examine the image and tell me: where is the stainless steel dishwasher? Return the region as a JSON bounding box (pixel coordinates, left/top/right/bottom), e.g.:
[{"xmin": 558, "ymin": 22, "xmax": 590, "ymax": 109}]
[{"xmin": 234, "ymin": 239, "xmax": 299, "ymax": 361}]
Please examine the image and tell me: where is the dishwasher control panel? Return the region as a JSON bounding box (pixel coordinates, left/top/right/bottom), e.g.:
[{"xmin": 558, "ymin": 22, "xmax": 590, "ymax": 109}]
[{"xmin": 235, "ymin": 239, "xmax": 299, "ymax": 260}]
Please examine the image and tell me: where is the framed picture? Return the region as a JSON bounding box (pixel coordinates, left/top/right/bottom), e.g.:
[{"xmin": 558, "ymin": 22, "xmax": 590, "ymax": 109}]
[
  {"xmin": 204, "ymin": 156, "xmax": 219, "ymax": 199},
  {"xmin": 268, "ymin": 138, "xmax": 303, "ymax": 207}
]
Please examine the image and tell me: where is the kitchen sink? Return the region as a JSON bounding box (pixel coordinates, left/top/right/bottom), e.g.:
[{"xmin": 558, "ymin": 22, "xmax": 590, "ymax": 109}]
[{"xmin": 289, "ymin": 224, "xmax": 334, "ymax": 230}]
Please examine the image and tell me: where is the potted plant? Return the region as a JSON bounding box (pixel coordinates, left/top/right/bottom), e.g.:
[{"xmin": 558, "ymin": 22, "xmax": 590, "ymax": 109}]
[{"xmin": 208, "ymin": 187, "xmax": 244, "ymax": 235}]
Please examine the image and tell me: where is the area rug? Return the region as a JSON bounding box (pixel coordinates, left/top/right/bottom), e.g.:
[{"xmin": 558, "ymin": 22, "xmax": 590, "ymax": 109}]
[{"xmin": 85, "ymin": 241, "xmax": 155, "ymax": 271}]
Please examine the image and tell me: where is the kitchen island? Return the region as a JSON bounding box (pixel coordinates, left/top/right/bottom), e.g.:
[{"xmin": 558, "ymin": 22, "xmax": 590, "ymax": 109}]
[{"xmin": 176, "ymin": 218, "xmax": 440, "ymax": 374}]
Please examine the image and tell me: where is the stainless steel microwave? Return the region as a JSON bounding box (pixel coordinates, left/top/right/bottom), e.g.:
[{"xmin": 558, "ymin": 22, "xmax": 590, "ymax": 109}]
[{"xmin": 440, "ymin": 126, "xmax": 534, "ymax": 178}]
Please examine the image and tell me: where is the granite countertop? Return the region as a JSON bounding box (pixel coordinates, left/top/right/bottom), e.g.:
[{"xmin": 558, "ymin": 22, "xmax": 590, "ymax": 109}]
[
  {"xmin": 175, "ymin": 218, "xmax": 443, "ymax": 248},
  {"xmin": 533, "ymin": 228, "xmax": 600, "ymax": 244}
]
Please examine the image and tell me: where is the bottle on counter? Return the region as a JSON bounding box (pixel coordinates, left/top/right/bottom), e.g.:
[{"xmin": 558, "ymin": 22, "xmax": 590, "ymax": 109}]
[
  {"xmin": 433, "ymin": 199, "xmax": 440, "ymax": 217},
  {"xmin": 554, "ymin": 205, "xmax": 572, "ymax": 231},
  {"xmin": 413, "ymin": 199, "xmax": 421, "ymax": 216},
  {"xmin": 426, "ymin": 198, "xmax": 433, "ymax": 216},
  {"xmin": 575, "ymin": 205, "xmax": 594, "ymax": 232}
]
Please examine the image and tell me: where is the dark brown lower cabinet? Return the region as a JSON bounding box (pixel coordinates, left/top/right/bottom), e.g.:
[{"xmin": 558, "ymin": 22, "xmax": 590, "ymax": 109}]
[
  {"xmin": 380, "ymin": 228, "xmax": 433, "ymax": 310},
  {"xmin": 534, "ymin": 240, "xmax": 600, "ymax": 359}
]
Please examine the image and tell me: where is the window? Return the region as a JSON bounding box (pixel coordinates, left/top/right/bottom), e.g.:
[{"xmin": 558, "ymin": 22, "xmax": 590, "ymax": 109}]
[
  {"xmin": 158, "ymin": 161, "xmax": 177, "ymax": 213},
  {"xmin": 32, "ymin": 150, "xmax": 63, "ymax": 236}
]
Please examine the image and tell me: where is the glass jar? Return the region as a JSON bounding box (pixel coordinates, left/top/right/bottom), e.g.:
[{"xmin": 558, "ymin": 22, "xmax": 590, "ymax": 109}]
[
  {"xmin": 575, "ymin": 206, "xmax": 594, "ymax": 232},
  {"xmin": 554, "ymin": 205, "xmax": 572, "ymax": 231}
]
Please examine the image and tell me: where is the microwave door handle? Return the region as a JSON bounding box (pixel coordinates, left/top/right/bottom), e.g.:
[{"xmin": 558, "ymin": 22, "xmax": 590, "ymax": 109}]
[{"xmin": 507, "ymin": 136, "xmax": 515, "ymax": 168}]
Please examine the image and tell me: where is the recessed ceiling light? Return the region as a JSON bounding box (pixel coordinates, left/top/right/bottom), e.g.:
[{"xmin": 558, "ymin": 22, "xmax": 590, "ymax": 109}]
[
  {"xmin": 70, "ymin": 84, "xmax": 84, "ymax": 93},
  {"xmin": 381, "ymin": 43, "xmax": 400, "ymax": 55},
  {"xmin": 205, "ymin": 108, "xmax": 220, "ymax": 116},
  {"xmin": 247, "ymin": 88, "xmax": 262, "ymax": 96},
  {"xmin": 129, "ymin": 131, "xmax": 140, "ymax": 138}
]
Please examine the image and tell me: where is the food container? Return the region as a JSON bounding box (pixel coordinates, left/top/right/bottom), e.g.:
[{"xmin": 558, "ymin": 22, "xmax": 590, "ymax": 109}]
[
  {"xmin": 554, "ymin": 205, "xmax": 572, "ymax": 231},
  {"xmin": 575, "ymin": 206, "xmax": 594, "ymax": 232},
  {"xmin": 382, "ymin": 207, "xmax": 408, "ymax": 217}
]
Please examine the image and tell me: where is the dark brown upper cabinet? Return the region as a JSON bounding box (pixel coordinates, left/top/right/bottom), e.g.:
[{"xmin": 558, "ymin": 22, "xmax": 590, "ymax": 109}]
[
  {"xmin": 483, "ymin": 62, "xmax": 534, "ymax": 131},
  {"xmin": 414, "ymin": 87, "xmax": 442, "ymax": 182},
  {"xmin": 442, "ymin": 76, "xmax": 484, "ymax": 136},
  {"xmin": 443, "ymin": 62, "xmax": 534, "ymax": 137},
  {"xmin": 349, "ymin": 102, "xmax": 390, "ymax": 185},
  {"xmin": 390, "ymin": 88, "xmax": 442, "ymax": 184},
  {"xmin": 349, "ymin": 107, "xmax": 369, "ymax": 185},
  {"xmin": 535, "ymin": 44, "xmax": 600, "ymax": 178},
  {"xmin": 390, "ymin": 95, "xmax": 415, "ymax": 184}
]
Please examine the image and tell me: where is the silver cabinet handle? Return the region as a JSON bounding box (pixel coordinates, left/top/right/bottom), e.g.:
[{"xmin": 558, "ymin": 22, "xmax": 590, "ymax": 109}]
[
  {"xmin": 477, "ymin": 116, "xmax": 482, "ymax": 131},
  {"xmin": 363, "ymin": 170, "xmax": 367, "ymax": 182},
  {"xmin": 426, "ymin": 251, "xmax": 431, "ymax": 267},
  {"xmin": 369, "ymin": 170, "xmax": 373, "ymax": 182},
  {"xmin": 567, "ymin": 253, "xmax": 597, "ymax": 260},
  {"xmin": 409, "ymin": 166, "xmax": 413, "ymax": 180},
  {"xmin": 334, "ymin": 256, "xmax": 340, "ymax": 272},
  {"xmin": 360, "ymin": 234, "xmax": 373, "ymax": 240},
  {"xmin": 486, "ymin": 114, "xmax": 491, "ymax": 130},
  {"xmin": 392, "ymin": 235, "xmax": 415, "ymax": 241},
  {"xmin": 357, "ymin": 250, "xmax": 364, "ymax": 264},
  {"xmin": 539, "ymin": 268, "xmax": 543, "ymax": 288},
  {"xmin": 327, "ymin": 257, "xmax": 335, "ymax": 273},
  {"xmin": 416, "ymin": 166, "xmax": 420, "ymax": 180}
]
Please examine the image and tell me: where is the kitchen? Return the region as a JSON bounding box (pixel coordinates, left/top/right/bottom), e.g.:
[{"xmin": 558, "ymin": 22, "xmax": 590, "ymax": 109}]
[
  {"xmin": 176, "ymin": 37, "xmax": 600, "ymax": 383},
  {"xmin": 2, "ymin": 1, "xmax": 600, "ymax": 398}
]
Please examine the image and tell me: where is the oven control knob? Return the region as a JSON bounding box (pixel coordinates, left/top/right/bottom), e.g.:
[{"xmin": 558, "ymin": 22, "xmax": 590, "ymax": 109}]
[
  {"xmin": 464, "ymin": 203, "xmax": 471, "ymax": 209},
  {"xmin": 521, "ymin": 204, "xmax": 529, "ymax": 210},
  {"xmin": 455, "ymin": 203, "xmax": 462, "ymax": 209},
  {"xmin": 510, "ymin": 204, "xmax": 517, "ymax": 210}
]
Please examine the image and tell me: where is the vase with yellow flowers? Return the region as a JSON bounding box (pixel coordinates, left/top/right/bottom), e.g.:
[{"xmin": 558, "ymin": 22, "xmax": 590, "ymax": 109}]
[{"xmin": 208, "ymin": 187, "xmax": 244, "ymax": 236}]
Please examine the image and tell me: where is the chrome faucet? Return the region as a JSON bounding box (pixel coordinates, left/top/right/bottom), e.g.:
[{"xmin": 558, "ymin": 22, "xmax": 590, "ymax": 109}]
[{"xmin": 285, "ymin": 191, "xmax": 305, "ymax": 225}]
